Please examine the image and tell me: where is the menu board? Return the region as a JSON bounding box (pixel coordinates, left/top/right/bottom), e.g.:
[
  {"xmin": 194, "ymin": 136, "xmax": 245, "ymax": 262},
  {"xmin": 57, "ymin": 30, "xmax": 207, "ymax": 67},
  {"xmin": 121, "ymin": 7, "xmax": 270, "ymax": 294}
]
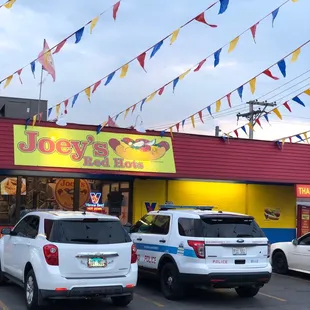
[{"xmin": 300, "ymin": 206, "xmax": 310, "ymax": 236}]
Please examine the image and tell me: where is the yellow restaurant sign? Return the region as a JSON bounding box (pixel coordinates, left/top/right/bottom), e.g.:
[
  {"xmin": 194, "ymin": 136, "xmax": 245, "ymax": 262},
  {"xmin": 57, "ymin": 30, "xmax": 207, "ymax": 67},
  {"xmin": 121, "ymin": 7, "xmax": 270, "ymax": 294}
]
[{"xmin": 13, "ymin": 125, "xmax": 176, "ymax": 173}]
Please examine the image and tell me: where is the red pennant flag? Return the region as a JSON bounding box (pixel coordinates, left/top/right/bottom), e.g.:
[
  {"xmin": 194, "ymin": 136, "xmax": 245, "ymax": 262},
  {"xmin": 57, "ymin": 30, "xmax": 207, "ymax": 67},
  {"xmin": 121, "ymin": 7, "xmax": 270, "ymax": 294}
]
[
  {"xmin": 283, "ymin": 101, "xmax": 291, "ymax": 112},
  {"xmin": 289, "ymin": 137, "xmax": 292, "ymax": 143},
  {"xmin": 194, "ymin": 59, "xmax": 206, "ymax": 72},
  {"xmin": 131, "ymin": 104, "xmax": 137, "ymax": 114},
  {"xmin": 194, "ymin": 13, "xmax": 217, "ymax": 27},
  {"xmin": 158, "ymin": 86, "xmax": 165, "ymax": 95},
  {"xmin": 250, "ymin": 22, "xmax": 259, "ymax": 43},
  {"xmin": 53, "ymin": 39, "xmax": 67, "ymax": 54},
  {"xmin": 137, "ymin": 52, "xmax": 146, "ymax": 71},
  {"xmin": 17, "ymin": 68, "xmax": 23, "ymax": 84},
  {"xmin": 113, "ymin": 1, "xmax": 121, "ymax": 20},
  {"xmin": 256, "ymin": 118, "xmax": 262, "ymax": 128},
  {"xmin": 64, "ymin": 99, "xmax": 69, "ymax": 114},
  {"xmin": 92, "ymin": 80, "xmax": 102, "ymax": 93},
  {"xmin": 226, "ymin": 93, "xmax": 232, "ymax": 108},
  {"xmin": 39, "ymin": 112, "xmax": 43, "ymax": 122},
  {"xmin": 263, "ymin": 69, "xmax": 279, "ymax": 80},
  {"xmin": 198, "ymin": 110, "xmax": 204, "ymax": 123},
  {"xmin": 234, "ymin": 130, "xmax": 239, "ymax": 138},
  {"xmin": 176, "ymin": 123, "xmax": 180, "ymax": 132}
]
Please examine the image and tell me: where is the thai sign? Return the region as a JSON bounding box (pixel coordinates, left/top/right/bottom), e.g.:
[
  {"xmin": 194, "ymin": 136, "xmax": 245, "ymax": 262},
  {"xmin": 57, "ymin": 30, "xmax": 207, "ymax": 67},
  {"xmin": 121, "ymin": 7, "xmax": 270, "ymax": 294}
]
[{"xmin": 13, "ymin": 125, "xmax": 176, "ymax": 173}]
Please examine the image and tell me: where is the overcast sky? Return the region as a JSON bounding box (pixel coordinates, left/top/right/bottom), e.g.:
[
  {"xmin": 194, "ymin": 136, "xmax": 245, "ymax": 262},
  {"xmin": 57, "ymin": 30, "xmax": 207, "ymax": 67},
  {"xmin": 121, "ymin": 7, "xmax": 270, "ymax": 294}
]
[{"xmin": 0, "ymin": 0, "xmax": 309, "ymax": 141}]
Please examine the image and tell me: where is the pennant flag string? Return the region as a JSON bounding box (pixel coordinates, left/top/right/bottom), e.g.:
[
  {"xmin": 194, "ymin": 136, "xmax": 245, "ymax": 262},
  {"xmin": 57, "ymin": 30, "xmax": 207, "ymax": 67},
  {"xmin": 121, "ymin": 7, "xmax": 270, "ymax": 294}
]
[
  {"xmin": 227, "ymin": 85, "xmax": 310, "ymax": 139},
  {"xmin": 0, "ymin": 0, "xmax": 124, "ymax": 87},
  {"xmin": 159, "ymin": 38, "xmax": 310, "ymax": 134},
  {"xmin": 93, "ymin": 0, "xmax": 298, "ymax": 134}
]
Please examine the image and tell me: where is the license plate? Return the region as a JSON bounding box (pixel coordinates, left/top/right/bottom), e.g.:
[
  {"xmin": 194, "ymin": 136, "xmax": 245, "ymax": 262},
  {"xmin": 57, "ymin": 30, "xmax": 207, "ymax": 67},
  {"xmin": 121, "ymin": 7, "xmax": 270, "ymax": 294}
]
[
  {"xmin": 232, "ymin": 247, "xmax": 246, "ymax": 255},
  {"xmin": 87, "ymin": 257, "xmax": 107, "ymax": 268}
]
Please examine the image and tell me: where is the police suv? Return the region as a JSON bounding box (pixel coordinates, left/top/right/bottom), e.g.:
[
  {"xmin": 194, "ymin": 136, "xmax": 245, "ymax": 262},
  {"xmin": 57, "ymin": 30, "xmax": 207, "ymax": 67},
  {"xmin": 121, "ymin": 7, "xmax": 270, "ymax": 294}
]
[{"xmin": 130, "ymin": 205, "xmax": 271, "ymax": 300}]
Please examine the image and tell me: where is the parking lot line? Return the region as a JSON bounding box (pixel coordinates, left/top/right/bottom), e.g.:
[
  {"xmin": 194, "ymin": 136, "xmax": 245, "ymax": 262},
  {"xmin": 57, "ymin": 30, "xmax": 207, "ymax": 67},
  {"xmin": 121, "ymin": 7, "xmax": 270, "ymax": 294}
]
[
  {"xmin": 0, "ymin": 299, "xmax": 9, "ymax": 310},
  {"xmin": 136, "ymin": 293, "xmax": 165, "ymax": 307},
  {"xmin": 258, "ymin": 292, "xmax": 287, "ymax": 302}
]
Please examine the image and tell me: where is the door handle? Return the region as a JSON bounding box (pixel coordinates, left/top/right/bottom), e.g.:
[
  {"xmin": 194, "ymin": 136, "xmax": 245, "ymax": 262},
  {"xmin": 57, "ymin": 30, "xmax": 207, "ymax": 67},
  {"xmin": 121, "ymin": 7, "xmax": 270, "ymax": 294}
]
[
  {"xmin": 136, "ymin": 238, "xmax": 142, "ymax": 241},
  {"xmin": 159, "ymin": 239, "xmax": 166, "ymax": 243}
]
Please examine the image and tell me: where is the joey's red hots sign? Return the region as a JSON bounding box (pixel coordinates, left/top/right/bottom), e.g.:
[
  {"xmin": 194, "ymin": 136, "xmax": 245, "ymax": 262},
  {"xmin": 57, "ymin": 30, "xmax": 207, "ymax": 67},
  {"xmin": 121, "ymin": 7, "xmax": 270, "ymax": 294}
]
[{"xmin": 13, "ymin": 125, "xmax": 176, "ymax": 173}]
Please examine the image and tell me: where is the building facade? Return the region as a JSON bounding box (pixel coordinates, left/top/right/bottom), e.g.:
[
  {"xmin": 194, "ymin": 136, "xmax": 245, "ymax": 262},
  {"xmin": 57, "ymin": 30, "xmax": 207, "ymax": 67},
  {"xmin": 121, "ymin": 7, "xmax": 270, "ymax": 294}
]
[{"xmin": 1, "ymin": 118, "xmax": 310, "ymax": 243}]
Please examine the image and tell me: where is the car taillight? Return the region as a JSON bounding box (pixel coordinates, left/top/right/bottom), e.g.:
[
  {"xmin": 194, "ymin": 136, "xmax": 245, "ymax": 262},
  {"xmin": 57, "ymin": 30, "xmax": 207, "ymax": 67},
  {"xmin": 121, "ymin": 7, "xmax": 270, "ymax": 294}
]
[
  {"xmin": 267, "ymin": 242, "xmax": 271, "ymax": 258},
  {"xmin": 43, "ymin": 244, "xmax": 59, "ymax": 266},
  {"xmin": 187, "ymin": 240, "xmax": 205, "ymax": 259},
  {"xmin": 131, "ymin": 243, "xmax": 138, "ymax": 264}
]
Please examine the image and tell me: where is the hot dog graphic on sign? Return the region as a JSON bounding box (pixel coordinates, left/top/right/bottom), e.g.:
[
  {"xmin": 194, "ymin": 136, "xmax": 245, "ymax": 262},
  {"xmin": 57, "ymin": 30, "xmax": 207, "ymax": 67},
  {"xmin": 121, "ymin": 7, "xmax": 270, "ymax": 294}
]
[
  {"xmin": 109, "ymin": 138, "xmax": 170, "ymax": 161},
  {"xmin": 264, "ymin": 208, "xmax": 281, "ymax": 221}
]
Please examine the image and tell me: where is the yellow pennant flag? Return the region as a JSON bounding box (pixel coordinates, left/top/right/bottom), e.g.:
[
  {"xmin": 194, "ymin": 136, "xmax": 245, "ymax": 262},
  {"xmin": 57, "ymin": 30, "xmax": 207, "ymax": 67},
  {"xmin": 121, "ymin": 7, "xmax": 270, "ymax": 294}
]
[
  {"xmin": 191, "ymin": 116, "xmax": 195, "ymax": 128},
  {"xmin": 32, "ymin": 115, "xmax": 37, "ymax": 127},
  {"xmin": 170, "ymin": 28, "xmax": 180, "ymax": 45},
  {"xmin": 249, "ymin": 77, "xmax": 256, "ymax": 94},
  {"xmin": 101, "ymin": 121, "xmax": 107, "ymax": 128},
  {"xmin": 146, "ymin": 91, "xmax": 157, "ymax": 102},
  {"xmin": 120, "ymin": 63, "xmax": 129, "ymax": 78},
  {"xmin": 124, "ymin": 108, "xmax": 130, "ymax": 119},
  {"xmin": 169, "ymin": 127, "xmax": 174, "ymax": 138},
  {"xmin": 55, "ymin": 104, "xmax": 60, "ymax": 118},
  {"xmin": 281, "ymin": 138, "xmax": 286, "ymax": 146},
  {"xmin": 303, "ymin": 132, "xmax": 309, "ymax": 144},
  {"xmin": 4, "ymin": 75, "xmax": 13, "ymax": 89},
  {"xmin": 179, "ymin": 69, "xmax": 191, "ymax": 80},
  {"xmin": 273, "ymin": 108, "xmax": 282, "ymax": 120},
  {"xmin": 292, "ymin": 0, "xmax": 298, "ymax": 2},
  {"xmin": 248, "ymin": 122, "xmax": 255, "ymax": 131},
  {"xmin": 228, "ymin": 36, "xmax": 240, "ymax": 53},
  {"xmin": 304, "ymin": 88, "xmax": 310, "ymax": 95},
  {"xmin": 4, "ymin": 0, "xmax": 16, "ymax": 9},
  {"xmin": 90, "ymin": 16, "xmax": 99, "ymax": 34},
  {"xmin": 216, "ymin": 100, "xmax": 221, "ymax": 112},
  {"xmin": 291, "ymin": 48, "xmax": 301, "ymax": 62},
  {"xmin": 85, "ymin": 87, "xmax": 91, "ymax": 103}
]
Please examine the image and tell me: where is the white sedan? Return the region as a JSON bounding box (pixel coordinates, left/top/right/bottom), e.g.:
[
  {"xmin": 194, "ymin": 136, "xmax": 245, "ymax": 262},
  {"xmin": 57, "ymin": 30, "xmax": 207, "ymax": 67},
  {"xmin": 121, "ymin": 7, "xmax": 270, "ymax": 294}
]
[{"xmin": 270, "ymin": 232, "xmax": 310, "ymax": 274}]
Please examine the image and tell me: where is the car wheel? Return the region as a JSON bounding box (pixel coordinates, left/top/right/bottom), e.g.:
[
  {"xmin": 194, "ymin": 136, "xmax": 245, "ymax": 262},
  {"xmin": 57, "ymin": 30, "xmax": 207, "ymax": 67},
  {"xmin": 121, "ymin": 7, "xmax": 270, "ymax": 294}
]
[
  {"xmin": 235, "ymin": 286, "xmax": 260, "ymax": 298},
  {"xmin": 272, "ymin": 251, "xmax": 288, "ymax": 274},
  {"xmin": 160, "ymin": 262, "xmax": 184, "ymax": 300},
  {"xmin": 111, "ymin": 294, "xmax": 133, "ymax": 307},
  {"xmin": 25, "ymin": 269, "xmax": 40, "ymax": 310},
  {"xmin": 0, "ymin": 263, "xmax": 8, "ymax": 285}
]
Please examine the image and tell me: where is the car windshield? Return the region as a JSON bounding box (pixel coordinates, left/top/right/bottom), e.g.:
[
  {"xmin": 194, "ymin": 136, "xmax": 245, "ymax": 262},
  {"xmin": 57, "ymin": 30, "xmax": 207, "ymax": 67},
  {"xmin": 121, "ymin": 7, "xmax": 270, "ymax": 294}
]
[
  {"xmin": 45, "ymin": 219, "xmax": 131, "ymax": 244},
  {"xmin": 200, "ymin": 216, "xmax": 265, "ymax": 238}
]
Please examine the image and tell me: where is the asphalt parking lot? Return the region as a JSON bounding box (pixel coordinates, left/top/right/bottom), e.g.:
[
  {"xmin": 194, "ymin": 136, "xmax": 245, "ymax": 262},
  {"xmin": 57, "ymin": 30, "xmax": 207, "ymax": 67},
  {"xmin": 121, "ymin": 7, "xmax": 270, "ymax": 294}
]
[{"xmin": 0, "ymin": 273, "xmax": 309, "ymax": 310}]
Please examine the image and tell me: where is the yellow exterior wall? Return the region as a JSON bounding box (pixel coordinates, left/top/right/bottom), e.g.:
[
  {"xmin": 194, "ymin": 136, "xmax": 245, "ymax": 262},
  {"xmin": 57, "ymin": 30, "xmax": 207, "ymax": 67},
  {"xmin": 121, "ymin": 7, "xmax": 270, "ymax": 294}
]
[{"xmin": 132, "ymin": 180, "xmax": 296, "ymax": 230}]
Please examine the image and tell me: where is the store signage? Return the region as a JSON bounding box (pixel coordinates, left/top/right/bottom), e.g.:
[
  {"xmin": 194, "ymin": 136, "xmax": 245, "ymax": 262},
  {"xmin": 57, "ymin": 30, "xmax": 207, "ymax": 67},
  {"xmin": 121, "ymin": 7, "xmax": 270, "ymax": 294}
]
[
  {"xmin": 86, "ymin": 192, "xmax": 104, "ymax": 207},
  {"xmin": 296, "ymin": 184, "xmax": 310, "ymax": 198},
  {"xmin": 13, "ymin": 125, "xmax": 176, "ymax": 173},
  {"xmin": 300, "ymin": 207, "xmax": 310, "ymax": 236}
]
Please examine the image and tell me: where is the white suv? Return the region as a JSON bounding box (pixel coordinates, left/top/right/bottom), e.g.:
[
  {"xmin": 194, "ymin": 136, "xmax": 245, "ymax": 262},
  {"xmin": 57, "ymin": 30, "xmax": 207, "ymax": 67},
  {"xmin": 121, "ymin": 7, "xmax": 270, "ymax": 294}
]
[
  {"xmin": 0, "ymin": 210, "xmax": 138, "ymax": 309},
  {"xmin": 130, "ymin": 206, "xmax": 271, "ymax": 300}
]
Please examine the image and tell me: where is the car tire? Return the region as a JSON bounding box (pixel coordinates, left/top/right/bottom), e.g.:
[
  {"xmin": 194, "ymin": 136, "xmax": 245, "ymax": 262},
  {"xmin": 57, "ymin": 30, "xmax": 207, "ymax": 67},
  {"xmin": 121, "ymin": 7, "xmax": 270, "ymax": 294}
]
[
  {"xmin": 25, "ymin": 269, "xmax": 40, "ymax": 310},
  {"xmin": 272, "ymin": 251, "xmax": 288, "ymax": 274},
  {"xmin": 160, "ymin": 262, "xmax": 184, "ymax": 300},
  {"xmin": 111, "ymin": 294, "xmax": 133, "ymax": 307},
  {"xmin": 0, "ymin": 263, "xmax": 8, "ymax": 285},
  {"xmin": 235, "ymin": 286, "xmax": 260, "ymax": 298}
]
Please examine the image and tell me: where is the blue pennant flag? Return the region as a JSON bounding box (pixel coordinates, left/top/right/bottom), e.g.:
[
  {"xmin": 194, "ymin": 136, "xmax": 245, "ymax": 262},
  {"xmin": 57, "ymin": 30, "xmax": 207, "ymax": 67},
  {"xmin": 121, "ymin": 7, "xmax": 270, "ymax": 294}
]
[
  {"xmin": 182, "ymin": 119, "xmax": 186, "ymax": 127},
  {"xmin": 292, "ymin": 96, "xmax": 305, "ymax": 107},
  {"xmin": 277, "ymin": 59, "xmax": 286, "ymax": 77},
  {"xmin": 271, "ymin": 8, "xmax": 279, "ymax": 27},
  {"xmin": 105, "ymin": 72, "xmax": 115, "ymax": 86},
  {"xmin": 47, "ymin": 108, "xmax": 52, "ymax": 118},
  {"xmin": 214, "ymin": 48, "xmax": 222, "ymax": 67},
  {"xmin": 264, "ymin": 114, "xmax": 269, "ymax": 122},
  {"xmin": 218, "ymin": 0, "xmax": 229, "ymax": 14},
  {"xmin": 160, "ymin": 130, "xmax": 166, "ymax": 137},
  {"xmin": 75, "ymin": 27, "xmax": 85, "ymax": 44},
  {"xmin": 173, "ymin": 77, "xmax": 179, "ymax": 92},
  {"xmin": 96, "ymin": 124, "xmax": 102, "ymax": 135},
  {"xmin": 150, "ymin": 40, "xmax": 163, "ymax": 58},
  {"xmin": 72, "ymin": 94, "xmax": 79, "ymax": 108},
  {"xmin": 296, "ymin": 134, "xmax": 303, "ymax": 141},
  {"xmin": 30, "ymin": 61, "xmax": 36, "ymax": 77},
  {"xmin": 207, "ymin": 105, "xmax": 213, "ymax": 117},
  {"xmin": 25, "ymin": 118, "xmax": 31, "ymax": 130},
  {"xmin": 140, "ymin": 98, "xmax": 146, "ymax": 111},
  {"xmin": 237, "ymin": 85, "xmax": 243, "ymax": 100},
  {"xmin": 241, "ymin": 126, "xmax": 247, "ymax": 135}
]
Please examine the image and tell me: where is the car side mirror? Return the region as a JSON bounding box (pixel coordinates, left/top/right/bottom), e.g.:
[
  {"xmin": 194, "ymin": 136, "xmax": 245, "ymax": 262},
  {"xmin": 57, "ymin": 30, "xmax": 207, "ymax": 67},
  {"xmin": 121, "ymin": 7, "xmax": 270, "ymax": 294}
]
[
  {"xmin": 292, "ymin": 239, "xmax": 298, "ymax": 246},
  {"xmin": 1, "ymin": 228, "xmax": 13, "ymax": 236}
]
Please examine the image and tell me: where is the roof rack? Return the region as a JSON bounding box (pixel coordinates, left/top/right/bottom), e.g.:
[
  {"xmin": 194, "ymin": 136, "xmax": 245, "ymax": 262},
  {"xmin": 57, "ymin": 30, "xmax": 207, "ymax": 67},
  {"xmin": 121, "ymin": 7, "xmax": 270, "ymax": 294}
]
[{"xmin": 158, "ymin": 205, "xmax": 214, "ymax": 211}]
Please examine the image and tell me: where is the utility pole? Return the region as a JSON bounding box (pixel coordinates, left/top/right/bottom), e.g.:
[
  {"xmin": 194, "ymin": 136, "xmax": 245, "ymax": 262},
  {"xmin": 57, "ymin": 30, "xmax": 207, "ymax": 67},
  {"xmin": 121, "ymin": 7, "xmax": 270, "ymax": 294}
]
[{"xmin": 236, "ymin": 100, "xmax": 277, "ymax": 139}]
